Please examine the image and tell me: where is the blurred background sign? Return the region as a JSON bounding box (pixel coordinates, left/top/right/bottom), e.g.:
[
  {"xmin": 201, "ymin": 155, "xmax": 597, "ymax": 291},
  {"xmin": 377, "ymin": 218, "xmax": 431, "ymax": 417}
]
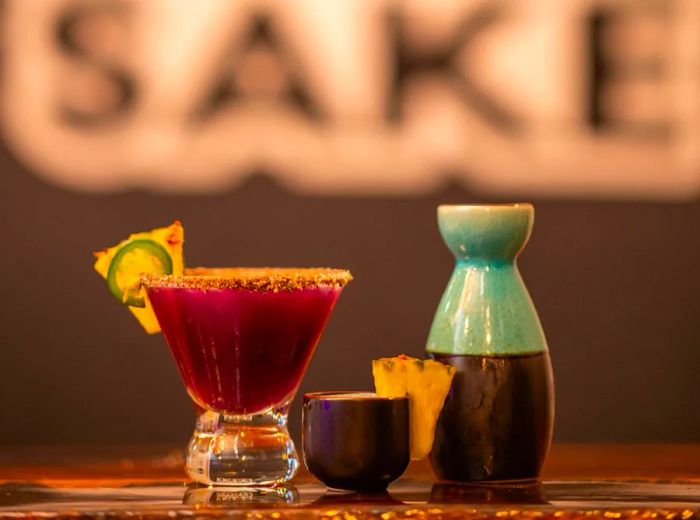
[{"xmin": 3, "ymin": 0, "xmax": 700, "ymax": 198}]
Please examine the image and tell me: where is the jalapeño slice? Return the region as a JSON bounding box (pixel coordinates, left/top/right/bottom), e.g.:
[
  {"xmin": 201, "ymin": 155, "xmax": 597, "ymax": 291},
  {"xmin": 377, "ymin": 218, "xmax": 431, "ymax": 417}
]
[{"xmin": 107, "ymin": 239, "xmax": 173, "ymax": 307}]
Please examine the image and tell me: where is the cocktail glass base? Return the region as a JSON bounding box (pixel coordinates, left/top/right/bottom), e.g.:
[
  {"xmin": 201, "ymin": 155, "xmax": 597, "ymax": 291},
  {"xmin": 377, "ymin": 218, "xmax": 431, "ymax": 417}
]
[{"xmin": 186, "ymin": 405, "xmax": 299, "ymax": 486}]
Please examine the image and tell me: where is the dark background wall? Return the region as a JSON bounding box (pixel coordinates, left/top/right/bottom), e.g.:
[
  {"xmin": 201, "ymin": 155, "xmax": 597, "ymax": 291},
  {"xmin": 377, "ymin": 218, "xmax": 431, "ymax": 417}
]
[{"xmin": 1, "ymin": 145, "xmax": 699, "ymax": 446}]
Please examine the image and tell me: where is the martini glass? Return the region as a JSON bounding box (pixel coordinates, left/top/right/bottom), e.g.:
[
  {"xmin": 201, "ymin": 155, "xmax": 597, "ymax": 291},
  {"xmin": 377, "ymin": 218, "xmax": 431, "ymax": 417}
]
[{"xmin": 142, "ymin": 267, "xmax": 352, "ymax": 486}]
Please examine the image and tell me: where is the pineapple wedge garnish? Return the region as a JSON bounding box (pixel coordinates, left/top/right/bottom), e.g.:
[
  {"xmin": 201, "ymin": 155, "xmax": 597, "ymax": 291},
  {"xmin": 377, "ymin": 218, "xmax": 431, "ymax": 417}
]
[
  {"xmin": 93, "ymin": 221, "xmax": 184, "ymax": 334},
  {"xmin": 373, "ymin": 354, "xmax": 455, "ymax": 460}
]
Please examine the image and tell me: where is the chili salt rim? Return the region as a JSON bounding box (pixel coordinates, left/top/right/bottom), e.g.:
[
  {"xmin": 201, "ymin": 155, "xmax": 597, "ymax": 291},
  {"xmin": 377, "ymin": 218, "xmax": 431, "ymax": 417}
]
[{"xmin": 141, "ymin": 267, "xmax": 352, "ymax": 292}]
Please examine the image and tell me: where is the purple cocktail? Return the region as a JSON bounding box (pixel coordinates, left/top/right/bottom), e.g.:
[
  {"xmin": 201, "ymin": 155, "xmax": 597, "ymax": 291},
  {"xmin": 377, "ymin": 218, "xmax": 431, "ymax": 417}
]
[{"xmin": 142, "ymin": 268, "xmax": 352, "ymax": 486}]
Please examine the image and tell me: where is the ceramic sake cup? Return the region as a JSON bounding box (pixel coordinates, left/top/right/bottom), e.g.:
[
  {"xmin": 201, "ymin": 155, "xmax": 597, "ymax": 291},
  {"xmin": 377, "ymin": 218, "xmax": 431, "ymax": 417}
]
[{"xmin": 302, "ymin": 392, "xmax": 409, "ymax": 491}]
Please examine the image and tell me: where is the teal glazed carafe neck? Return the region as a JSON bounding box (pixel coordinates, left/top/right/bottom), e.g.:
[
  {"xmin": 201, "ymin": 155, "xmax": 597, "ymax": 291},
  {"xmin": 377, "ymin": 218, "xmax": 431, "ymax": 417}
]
[{"xmin": 426, "ymin": 204, "xmax": 547, "ymax": 356}]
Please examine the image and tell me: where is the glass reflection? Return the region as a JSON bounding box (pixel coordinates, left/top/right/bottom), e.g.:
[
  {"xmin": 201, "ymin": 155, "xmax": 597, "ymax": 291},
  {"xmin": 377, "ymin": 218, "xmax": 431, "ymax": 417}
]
[
  {"xmin": 183, "ymin": 484, "xmax": 299, "ymax": 508},
  {"xmin": 430, "ymin": 481, "xmax": 548, "ymax": 505},
  {"xmin": 313, "ymin": 489, "xmax": 405, "ymax": 506}
]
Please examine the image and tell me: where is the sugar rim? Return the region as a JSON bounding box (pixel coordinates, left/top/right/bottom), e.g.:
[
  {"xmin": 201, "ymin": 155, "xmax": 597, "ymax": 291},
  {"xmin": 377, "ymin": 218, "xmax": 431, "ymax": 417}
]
[{"xmin": 141, "ymin": 267, "xmax": 352, "ymax": 292}]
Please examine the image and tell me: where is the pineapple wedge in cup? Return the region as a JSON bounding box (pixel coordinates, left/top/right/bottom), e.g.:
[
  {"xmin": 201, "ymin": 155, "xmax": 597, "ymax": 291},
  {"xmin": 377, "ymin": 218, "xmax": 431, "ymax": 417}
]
[
  {"xmin": 302, "ymin": 354, "xmax": 454, "ymax": 491},
  {"xmin": 372, "ymin": 354, "xmax": 455, "ymax": 460}
]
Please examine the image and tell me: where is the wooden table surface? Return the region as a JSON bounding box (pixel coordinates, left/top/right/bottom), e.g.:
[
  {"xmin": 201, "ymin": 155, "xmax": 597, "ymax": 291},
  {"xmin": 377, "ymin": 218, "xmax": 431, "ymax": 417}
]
[{"xmin": 0, "ymin": 444, "xmax": 698, "ymax": 519}]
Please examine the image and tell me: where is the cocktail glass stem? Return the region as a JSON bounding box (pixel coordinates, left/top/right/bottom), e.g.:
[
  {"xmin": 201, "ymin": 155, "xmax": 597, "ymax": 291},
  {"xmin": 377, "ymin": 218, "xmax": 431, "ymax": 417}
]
[{"xmin": 186, "ymin": 401, "xmax": 299, "ymax": 486}]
